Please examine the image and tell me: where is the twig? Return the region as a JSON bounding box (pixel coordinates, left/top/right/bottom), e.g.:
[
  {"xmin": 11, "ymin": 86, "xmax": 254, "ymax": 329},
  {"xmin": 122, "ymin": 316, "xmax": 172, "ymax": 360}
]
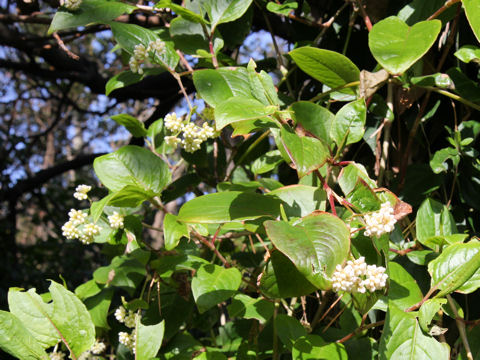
[
  {"xmin": 377, "ymin": 82, "xmax": 394, "ymax": 186},
  {"xmin": 53, "ymin": 32, "xmax": 79, "ymax": 60},
  {"xmin": 354, "ymin": 0, "xmax": 373, "ymax": 31},
  {"xmin": 428, "ymin": 0, "xmax": 461, "ymax": 20},
  {"xmin": 176, "ymin": 50, "xmax": 194, "ymax": 72},
  {"xmin": 309, "ymin": 81, "xmax": 360, "ymax": 102},
  {"xmin": 447, "ymin": 294, "xmax": 473, "ymax": 360},
  {"xmin": 337, "ymin": 320, "xmax": 385, "ymax": 343}
]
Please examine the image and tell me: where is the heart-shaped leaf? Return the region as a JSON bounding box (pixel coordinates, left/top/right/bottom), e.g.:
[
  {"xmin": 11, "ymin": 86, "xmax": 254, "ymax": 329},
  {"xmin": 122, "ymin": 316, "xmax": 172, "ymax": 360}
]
[
  {"xmin": 369, "ymin": 16, "xmax": 441, "ymax": 75},
  {"xmin": 330, "ymin": 98, "xmax": 367, "ymax": 147},
  {"xmin": 265, "ymin": 212, "xmax": 350, "ymax": 290}
]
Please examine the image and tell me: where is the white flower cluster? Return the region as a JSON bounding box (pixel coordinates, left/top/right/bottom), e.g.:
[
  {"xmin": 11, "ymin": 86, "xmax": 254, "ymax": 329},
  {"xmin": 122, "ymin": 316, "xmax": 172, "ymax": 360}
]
[
  {"xmin": 73, "ymin": 184, "xmax": 91, "ymax": 201},
  {"xmin": 129, "ymin": 40, "xmax": 166, "ymax": 74},
  {"xmin": 163, "ymin": 112, "xmax": 216, "ymax": 153},
  {"xmin": 332, "ymin": 257, "xmax": 388, "ymax": 293},
  {"xmin": 62, "ymin": 208, "xmax": 101, "ymax": 244},
  {"xmin": 115, "ymin": 306, "xmax": 137, "ymax": 328},
  {"xmin": 119, "ymin": 330, "xmax": 136, "ymax": 353},
  {"xmin": 108, "ymin": 211, "xmax": 125, "ymax": 229},
  {"xmin": 78, "ymin": 340, "xmax": 107, "ymax": 360},
  {"xmin": 363, "ymin": 201, "xmax": 397, "ymax": 237},
  {"xmin": 49, "ymin": 352, "xmax": 66, "ymax": 360},
  {"xmin": 63, "ymin": 0, "xmax": 82, "ymax": 11}
]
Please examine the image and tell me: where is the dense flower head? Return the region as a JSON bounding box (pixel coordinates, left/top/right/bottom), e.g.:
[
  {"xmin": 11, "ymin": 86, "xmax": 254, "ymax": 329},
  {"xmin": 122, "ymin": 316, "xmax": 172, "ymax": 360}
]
[
  {"xmin": 108, "ymin": 211, "xmax": 124, "ymax": 229},
  {"xmin": 73, "ymin": 184, "xmax": 91, "ymax": 200},
  {"xmin": 119, "ymin": 330, "xmax": 136, "ymax": 352},
  {"xmin": 164, "ymin": 112, "xmax": 183, "ymax": 132},
  {"xmin": 133, "ymin": 44, "xmax": 148, "ymax": 61},
  {"xmin": 124, "ymin": 311, "xmax": 137, "ymax": 328},
  {"xmin": 165, "ymin": 135, "xmax": 181, "ymax": 147},
  {"xmin": 64, "ymin": 0, "xmax": 82, "ymax": 10},
  {"xmin": 90, "ymin": 340, "xmax": 107, "ymax": 355},
  {"xmin": 148, "ymin": 39, "xmax": 166, "ymax": 54},
  {"xmin": 332, "ymin": 257, "xmax": 388, "ymax": 293},
  {"xmin": 129, "ymin": 57, "xmax": 143, "ymax": 74},
  {"xmin": 62, "ymin": 221, "xmax": 80, "ymax": 240},
  {"xmin": 83, "ymin": 223, "xmax": 101, "ymax": 237},
  {"xmin": 68, "ymin": 209, "xmax": 87, "ymax": 225},
  {"xmin": 115, "ymin": 306, "xmax": 127, "ymax": 322},
  {"xmin": 182, "ymin": 137, "xmax": 203, "ymax": 153},
  {"xmin": 363, "ymin": 201, "xmax": 397, "ymax": 237}
]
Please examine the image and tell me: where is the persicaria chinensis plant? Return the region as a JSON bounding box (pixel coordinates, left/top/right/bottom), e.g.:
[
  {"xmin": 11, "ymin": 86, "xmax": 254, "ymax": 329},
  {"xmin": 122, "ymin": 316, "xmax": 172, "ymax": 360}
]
[{"xmin": 3, "ymin": 0, "xmax": 480, "ymax": 359}]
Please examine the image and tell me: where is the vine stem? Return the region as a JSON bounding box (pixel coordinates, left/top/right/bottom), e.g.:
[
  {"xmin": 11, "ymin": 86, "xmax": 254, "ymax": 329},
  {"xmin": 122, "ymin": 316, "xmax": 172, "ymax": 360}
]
[
  {"xmin": 336, "ymin": 320, "xmax": 385, "ymax": 343},
  {"xmin": 273, "ymin": 301, "xmax": 280, "ymax": 360},
  {"xmin": 377, "ymin": 81, "xmax": 394, "ymax": 186},
  {"xmin": 309, "ymin": 81, "xmax": 360, "ymax": 102},
  {"xmin": 447, "ymin": 294, "xmax": 473, "ymax": 360},
  {"xmin": 427, "ymin": 0, "xmax": 461, "ymax": 20}
]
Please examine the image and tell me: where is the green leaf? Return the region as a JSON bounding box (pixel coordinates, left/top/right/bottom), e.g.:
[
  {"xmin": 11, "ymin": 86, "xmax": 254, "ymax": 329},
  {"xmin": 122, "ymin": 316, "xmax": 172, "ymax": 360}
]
[
  {"xmin": 260, "ymin": 251, "xmax": 317, "ymax": 298},
  {"xmin": 214, "ymin": 97, "xmax": 277, "ymax": 131},
  {"xmin": 202, "ymin": 0, "xmax": 253, "ymax": 30},
  {"xmin": 110, "ymin": 22, "xmax": 179, "ymax": 70},
  {"xmin": 111, "ymin": 114, "xmax": 147, "ymax": 137},
  {"xmin": 227, "ymin": 294, "xmax": 274, "ymax": 323},
  {"xmin": 266, "ymin": 1, "xmax": 298, "ymax": 16},
  {"xmin": 368, "ymin": 16, "xmax": 441, "ymax": 75},
  {"xmin": 246, "ymin": 59, "xmax": 280, "ymax": 106},
  {"xmin": 105, "ymin": 71, "xmax": 142, "ymax": 96},
  {"xmin": 291, "ymin": 101, "xmax": 335, "ymax": 147},
  {"xmin": 84, "ymin": 288, "xmax": 113, "ymax": 330},
  {"xmin": 416, "ymin": 198, "xmax": 458, "ymax": 248},
  {"xmin": 265, "ymin": 212, "xmax": 350, "ymax": 290},
  {"xmin": 463, "ymin": 0, "xmax": 480, "ymax": 43},
  {"xmin": 191, "ymin": 264, "xmax": 242, "ymax": 313},
  {"xmin": 430, "ymin": 147, "xmax": 460, "ymax": 174},
  {"xmin": 135, "ymin": 319, "xmax": 165, "ymax": 360},
  {"xmin": 251, "ymin": 150, "xmax": 284, "ymax": 175},
  {"xmin": 163, "ymin": 213, "xmax": 190, "ymax": 251},
  {"xmin": 428, "ymin": 241, "xmax": 480, "ymax": 297},
  {"xmin": 49, "ymin": 0, "xmax": 135, "ymax": 33},
  {"xmin": 266, "ymin": 184, "xmax": 326, "ymax": 218},
  {"xmin": 289, "ymin": 47, "xmax": 360, "ymax": 93},
  {"xmin": 9, "ymin": 282, "xmax": 95, "ymax": 358},
  {"xmin": 170, "ymin": 17, "xmax": 223, "ymax": 55},
  {"xmin": 446, "ymin": 67, "xmax": 480, "ymax": 103},
  {"xmin": 338, "ymin": 163, "xmax": 377, "ymax": 197},
  {"xmin": 177, "ymin": 191, "xmax": 281, "ymax": 223},
  {"xmin": 280, "ymin": 126, "xmax": 329, "ymax": 178},
  {"xmin": 379, "ymin": 302, "xmax": 450, "ymax": 360},
  {"xmin": 419, "ymin": 299, "xmax": 446, "ymax": 333},
  {"xmin": 93, "ymin": 251, "xmax": 148, "ymax": 295},
  {"xmin": 8, "ymin": 289, "xmax": 59, "ymax": 348},
  {"xmin": 93, "ymin": 145, "xmax": 171, "ymax": 194},
  {"xmin": 293, "ymin": 335, "xmax": 348, "ymax": 359},
  {"xmin": 275, "ymin": 315, "xmax": 307, "ymax": 350},
  {"xmin": 193, "ymin": 68, "xmax": 252, "ymax": 108},
  {"xmin": 330, "ymin": 98, "xmax": 367, "ymax": 147},
  {"xmin": 386, "ymin": 262, "xmax": 423, "ymax": 311},
  {"xmin": 410, "ymin": 73, "xmax": 453, "ymax": 89},
  {"xmin": 156, "ymin": 0, "xmax": 206, "ymax": 23},
  {"xmin": 454, "ymin": 45, "xmax": 480, "ymax": 63},
  {"xmin": 0, "ymin": 311, "xmax": 49, "ymax": 360}
]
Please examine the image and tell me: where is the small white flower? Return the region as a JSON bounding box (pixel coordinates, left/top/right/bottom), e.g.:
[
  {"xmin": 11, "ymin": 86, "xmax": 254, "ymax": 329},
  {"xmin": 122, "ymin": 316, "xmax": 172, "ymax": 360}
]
[
  {"xmin": 148, "ymin": 39, "xmax": 166, "ymax": 55},
  {"xmin": 164, "ymin": 112, "xmax": 182, "ymax": 132},
  {"xmin": 79, "ymin": 234, "xmax": 94, "ymax": 244},
  {"xmin": 181, "ymin": 122, "xmax": 198, "ymax": 139},
  {"xmin": 62, "ymin": 221, "xmax": 80, "ymax": 240},
  {"xmin": 68, "ymin": 209, "xmax": 87, "ymax": 225},
  {"xmin": 49, "ymin": 352, "xmax": 66, "ymax": 360},
  {"xmin": 63, "ymin": 0, "xmax": 82, "ymax": 10},
  {"xmin": 165, "ymin": 135, "xmax": 181, "ymax": 147},
  {"xmin": 363, "ymin": 201, "xmax": 397, "ymax": 237},
  {"xmin": 90, "ymin": 340, "xmax": 106, "ymax": 355},
  {"xmin": 197, "ymin": 122, "xmax": 215, "ymax": 141},
  {"xmin": 108, "ymin": 212, "xmax": 124, "ymax": 229},
  {"xmin": 73, "ymin": 184, "xmax": 91, "ymax": 201},
  {"xmin": 129, "ymin": 57, "xmax": 143, "ymax": 74},
  {"xmin": 115, "ymin": 306, "xmax": 126, "ymax": 323},
  {"xmin": 133, "ymin": 44, "xmax": 148, "ymax": 61}
]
